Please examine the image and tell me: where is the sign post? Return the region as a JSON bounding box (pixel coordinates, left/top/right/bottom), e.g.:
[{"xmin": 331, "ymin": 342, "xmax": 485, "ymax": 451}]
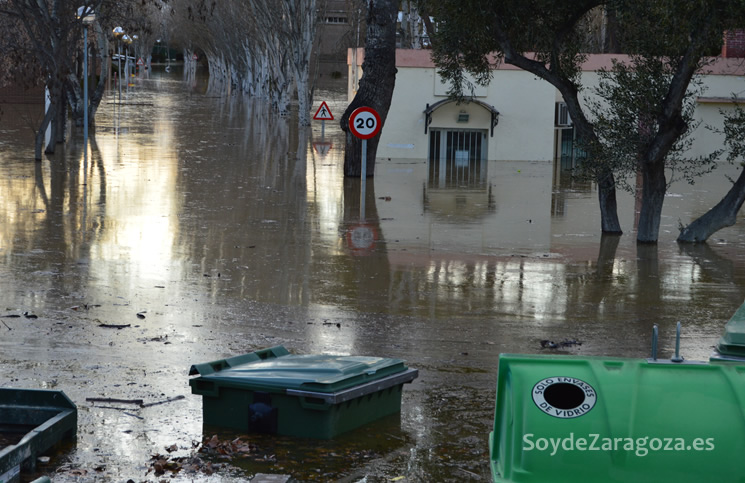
[
  {"xmin": 313, "ymin": 101, "xmax": 334, "ymax": 139},
  {"xmin": 348, "ymin": 106, "xmax": 382, "ymax": 221}
]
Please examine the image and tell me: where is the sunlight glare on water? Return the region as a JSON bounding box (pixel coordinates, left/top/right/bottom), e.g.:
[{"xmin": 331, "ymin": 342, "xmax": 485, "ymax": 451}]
[{"xmin": 2, "ymin": 67, "xmax": 745, "ymax": 481}]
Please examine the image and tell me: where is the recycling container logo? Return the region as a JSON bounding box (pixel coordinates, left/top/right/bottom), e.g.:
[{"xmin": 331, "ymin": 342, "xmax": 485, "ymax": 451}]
[{"xmin": 531, "ymin": 376, "xmax": 597, "ymax": 419}]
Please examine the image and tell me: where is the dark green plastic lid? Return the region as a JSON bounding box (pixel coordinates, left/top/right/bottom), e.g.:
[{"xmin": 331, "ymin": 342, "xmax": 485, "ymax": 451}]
[
  {"xmin": 717, "ymin": 301, "xmax": 745, "ymax": 357},
  {"xmin": 189, "ymin": 346, "xmax": 408, "ymax": 393}
]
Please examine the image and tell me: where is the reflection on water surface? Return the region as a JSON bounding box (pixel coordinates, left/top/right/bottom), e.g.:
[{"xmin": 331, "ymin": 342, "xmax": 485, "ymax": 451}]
[{"xmin": 2, "ymin": 68, "xmax": 745, "ymax": 481}]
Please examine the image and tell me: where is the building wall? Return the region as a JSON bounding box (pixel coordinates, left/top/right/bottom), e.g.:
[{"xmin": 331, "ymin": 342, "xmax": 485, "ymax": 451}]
[
  {"xmin": 351, "ymin": 49, "xmax": 745, "ymax": 163},
  {"xmin": 350, "ymin": 49, "xmax": 557, "ymax": 161}
]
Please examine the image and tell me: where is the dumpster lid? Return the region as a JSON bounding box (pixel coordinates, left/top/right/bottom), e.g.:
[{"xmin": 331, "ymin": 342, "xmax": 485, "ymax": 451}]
[
  {"xmin": 0, "ymin": 388, "xmax": 76, "ymax": 412},
  {"xmin": 189, "ymin": 346, "xmax": 410, "ymax": 393},
  {"xmin": 717, "ymin": 299, "xmax": 745, "ymax": 357}
]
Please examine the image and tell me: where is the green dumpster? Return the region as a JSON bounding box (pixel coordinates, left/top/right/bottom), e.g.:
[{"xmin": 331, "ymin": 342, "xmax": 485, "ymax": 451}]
[
  {"xmin": 715, "ymin": 300, "xmax": 745, "ymax": 358},
  {"xmin": 189, "ymin": 346, "xmax": 418, "ymax": 439},
  {"xmin": 0, "ymin": 389, "xmax": 77, "ymax": 483}
]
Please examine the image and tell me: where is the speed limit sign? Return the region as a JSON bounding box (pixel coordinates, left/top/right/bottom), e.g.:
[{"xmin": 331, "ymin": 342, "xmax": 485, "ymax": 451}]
[{"xmin": 349, "ymin": 106, "xmax": 382, "ymax": 139}]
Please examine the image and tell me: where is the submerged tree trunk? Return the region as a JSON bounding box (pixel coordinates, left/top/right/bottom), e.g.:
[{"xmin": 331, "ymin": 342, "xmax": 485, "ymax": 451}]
[
  {"xmin": 44, "ymin": 82, "xmax": 65, "ymax": 155},
  {"xmin": 54, "ymin": 88, "xmax": 67, "ymax": 146},
  {"xmin": 596, "ymin": 167, "xmax": 622, "ymax": 234},
  {"xmin": 294, "ymin": 67, "xmax": 312, "ymax": 126},
  {"xmin": 288, "ymin": 0, "xmax": 317, "ymax": 126},
  {"xmin": 340, "ymin": 0, "xmax": 398, "ymax": 178},
  {"xmin": 88, "ymin": 28, "xmax": 108, "ymax": 130},
  {"xmin": 637, "ymin": 160, "xmax": 667, "ymax": 243},
  {"xmin": 35, "ymin": 101, "xmax": 55, "ymax": 161},
  {"xmin": 678, "ymin": 167, "xmax": 745, "ymax": 243},
  {"xmin": 67, "ymin": 73, "xmax": 83, "ymax": 127},
  {"xmin": 500, "ymin": 49, "xmax": 623, "ymax": 235}
]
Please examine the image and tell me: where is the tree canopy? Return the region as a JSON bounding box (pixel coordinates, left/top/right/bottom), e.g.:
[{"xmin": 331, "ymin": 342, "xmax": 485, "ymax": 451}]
[
  {"xmin": 0, "ymin": 0, "xmax": 168, "ymax": 159},
  {"xmin": 424, "ymin": 0, "xmax": 745, "ymax": 243}
]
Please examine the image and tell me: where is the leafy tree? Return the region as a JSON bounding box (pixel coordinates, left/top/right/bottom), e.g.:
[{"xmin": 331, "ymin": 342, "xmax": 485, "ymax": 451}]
[
  {"xmin": 425, "ymin": 0, "xmax": 623, "ymax": 234},
  {"xmin": 424, "ymin": 0, "xmax": 745, "ymax": 243},
  {"xmin": 586, "ymin": 56, "xmax": 719, "ymax": 205},
  {"xmin": 678, "ymin": 102, "xmax": 745, "ymax": 242},
  {"xmin": 605, "ymin": 0, "xmax": 741, "ymax": 243},
  {"xmin": 0, "ymin": 0, "xmax": 161, "ymax": 160}
]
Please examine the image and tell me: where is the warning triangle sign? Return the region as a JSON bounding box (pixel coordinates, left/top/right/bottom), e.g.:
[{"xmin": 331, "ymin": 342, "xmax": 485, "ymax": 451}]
[{"xmin": 313, "ymin": 101, "xmax": 334, "ymax": 121}]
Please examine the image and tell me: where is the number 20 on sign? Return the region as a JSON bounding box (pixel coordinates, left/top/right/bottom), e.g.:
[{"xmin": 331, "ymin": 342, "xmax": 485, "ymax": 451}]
[{"xmin": 349, "ymin": 106, "xmax": 381, "ymax": 140}]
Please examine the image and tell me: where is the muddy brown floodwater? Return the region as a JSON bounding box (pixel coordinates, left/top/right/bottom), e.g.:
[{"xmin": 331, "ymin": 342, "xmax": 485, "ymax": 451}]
[{"xmin": 3, "ymin": 67, "xmax": 745, "ymax": 482}]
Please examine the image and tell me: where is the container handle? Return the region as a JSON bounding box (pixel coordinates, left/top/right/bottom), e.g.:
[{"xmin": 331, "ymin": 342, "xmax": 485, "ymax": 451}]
[
  {"xmin": 253, "ymin": 346, "xmax": 290, "ymax": 360},
  {"xmin": 298, "ymin": 396, "xmax": 332, "ymax": 411},
  {"xmin": 671, "ymin": 322, "xmax": 684, "ymax": 363}
]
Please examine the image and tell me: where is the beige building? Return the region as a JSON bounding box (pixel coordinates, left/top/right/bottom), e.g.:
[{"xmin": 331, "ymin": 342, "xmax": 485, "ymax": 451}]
[
  {"xmin": 349, "ymin": 49, "xmax": 556, "ymax": 163},
  {"xmin": 349, "ymin": 49, "xmax": 745, "ymax": 168},
  {"xmin": 559, "ymin": 55, "xmax": 745, "ymax": 170}
]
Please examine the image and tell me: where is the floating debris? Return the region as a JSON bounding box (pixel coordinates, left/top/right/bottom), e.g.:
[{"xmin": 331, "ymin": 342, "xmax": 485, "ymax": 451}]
[
  {"xmin": 86, "ymin": 395, "xmax": 184, "ymax": 408},
  {"xmin": 86, "ymin": 397, "xmax": 144, "ymax": 406},
  {"xmin": 141, "ymin": 395, "xmax": 185, "ymax": 408},
  {"xmin": 147, "ymin": 435, "xmax": 254, "ymax": 477},
  {"xmin": 70, "ymin": 304, "xmax": 101, "ymax": 311},
  {"xmin": 138, "ymin": 334, "xmax": 170, "ymax": 344},
  {"xmin": 540, "ymin": 339, "xmax": 582, "ymax": 349},
  {"xmin": 98, "ymin": 323, "xmax": 131, "ymax": 329},
  {"xmin": 200, "ymin": 434, "xmax": 256, "ymax": 457}
]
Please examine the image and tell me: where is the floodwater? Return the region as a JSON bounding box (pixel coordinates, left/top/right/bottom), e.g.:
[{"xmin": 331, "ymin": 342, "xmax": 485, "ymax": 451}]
[{"xmin": 3, "ymin": 67, "xmax": 745, "ymax": 482}]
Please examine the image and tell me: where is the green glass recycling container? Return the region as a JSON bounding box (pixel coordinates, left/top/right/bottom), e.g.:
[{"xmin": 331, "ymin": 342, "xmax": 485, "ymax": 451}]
[
  {"xmin": 716, "ymin": 300, "xmax": 745, "ymax": 357},
  {"xmin": 490, "ymin": 353, "xmax": 745, "ymax": 482},
  {"xmin": 189, "ymin": 346, "xmax": 418, "ymax": 439}
]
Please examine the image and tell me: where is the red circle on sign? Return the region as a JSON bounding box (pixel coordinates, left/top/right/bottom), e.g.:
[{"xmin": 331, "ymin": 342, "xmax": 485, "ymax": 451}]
[
  {"xmin": 349, "ymin": 106, "xmax": 382, "ymax": 140},
  {"xmin": 346, "ymin": 224, "xmax": 378, "ymax": 255}
]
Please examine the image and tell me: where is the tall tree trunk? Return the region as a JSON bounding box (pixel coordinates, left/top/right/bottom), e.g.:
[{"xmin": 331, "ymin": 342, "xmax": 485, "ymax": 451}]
[
  {"xmin": 44, "ymin": 82, "xmax": 64, "ymax": 155},
  {"xmin": 420, "ymin": 7, "xmax": 435, "ymax": 47},
  {"xmin": 678, "ymin": 167, "xmax": 745, "ymax": 243},
  {"xmin": 35, "ymin": 101, "xmax": 56, "ymax": 161},
  {"xmin": 289, "ymin": 0, "xmax": 317, "ymax": 126},
  {"xmin": 88, "ymin": 29, "xmax": 108, "ymax": 130},
  {"xmin": 637, "ymin": 160, "xmax": 666, "ymax": 243},
  {"xmin": 89, "ymin": 65, "xmax": 106, "ymax": 129},
  {"xmin": 67, "ymin": 73, "xmax": 83, "ymax": 127},
  {"xmin": 501, "ymin": 50, "xmax": 623, "ymax": 235},
  {"xmin": 55, "ymin": 87, "xmax": 67, "ymax": 146},
  {"xmin": 597, "ymin": 167, "xmax": 622, "ymax": 234},
  {"xmin": 604, "ymin": 6, "xmax": 621, "ymax": 54},
  {"xmin": 340, "ymin": 0, "xmax": 398, "ymax": 178},
  {"xmin": 295, "ymin": 67, "xmax": 312, "ymax": 126}
]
